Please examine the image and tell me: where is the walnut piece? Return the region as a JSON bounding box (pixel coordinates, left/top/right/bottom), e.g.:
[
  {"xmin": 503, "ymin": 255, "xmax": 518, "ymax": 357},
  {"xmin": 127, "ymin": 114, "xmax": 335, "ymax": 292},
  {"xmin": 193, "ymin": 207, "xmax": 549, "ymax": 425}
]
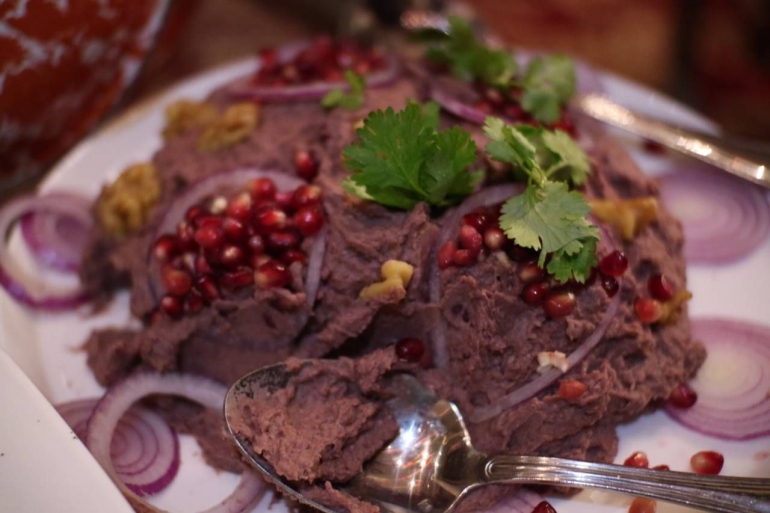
[
  {"xmin": 537, "ymin": 351, "xmax": 569, "ymax": 373},
  {"xmin": 97, "ymin": 163, "xmax": 161, "ymax": 237},
  {"xmin": 590, "ymin": 197, "xmax": 658, "ymax": 241},
  {"xmin": 198, "ymin": 102, "xmax": 259, "ymax": 152},
  {"xmin": 359, "ymin": 260, "xmax": 414, "ymax": 301},
  {"xmin": 162, "ymin": 100, "xmax": 219, "ymax": 139}
]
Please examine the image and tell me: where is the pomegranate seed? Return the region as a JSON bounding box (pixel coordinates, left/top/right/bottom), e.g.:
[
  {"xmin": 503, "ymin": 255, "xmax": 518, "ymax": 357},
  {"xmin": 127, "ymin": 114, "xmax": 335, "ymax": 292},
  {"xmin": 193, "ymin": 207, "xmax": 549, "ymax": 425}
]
[
  {"xmin": 160, "ymin": 295, "xmax": 183, "ymax": 318},
  {"xmin": 647, "ymin": 274, "xmax": 674, "ymax": 301},
  {"xmin": 196, "ymin": 275, "xmax": 220, "ymax": 301},
  {"xmin": 508, "ymin": 244, "xmax": 537, "ymax": 262},
  {"xmin": 472, "ymin": 100, "xmax": 493, "ymax": 114},
  {"xmin": 558, "ymin": 380, "xmax": 587, "ymax": 401},
  {"xmin": 667, "ymin": 383, "xmax": 698, "ymax": 409},
  {"xmin": 275, "ymin": 191, "xmax": 294, "ymax": 212},
  {"xmin": 251, "ymin": 254, "xmax": 272, "ymax": 268},
  {"xmin": 395, "ymin": 338, "xmax": 425, "ymax": 363},
  {"xmin": 220, "ymin": 244, "xmax": 247, "ymax": 268},
  {"xmin": 247, "ymin": 234, "xmax": 266, "ymax": 255},
  {"xmin": 543, "ymin": 290, "xmax": 576, "ymax": 318},
  {"xmin": 461, "ymin": 211, "xmax": 490, "ymax": 232},
  {"xmin": 628, "ymin": 497, "xmax": 657, "ymax": 513},
  {"xmin": 153, "ymin": 235, "xmax": 179, "ymax": 262},
  {"xmin": 161, "ymin": 265, "xmax": 192, "ymax": 296},
  {"xmin": 482, "ymin": 87, "xmax": 505, "ymax": 107},
  {"xmin": 185, "ymin": 292, "xmax": 204, "ymax": 314},
  {"xmin": 226, "ymin": 192, "xmax": 253, "ymax": 222},
  {"xmin": 518, "ymin": 262, "xmax": 546, "ymax": 283},
  {"xmin": 195, "ymin": 255, "xmax": 212, "ymax": 274},
  {"xmin": 249, "ymin": 178, "xmax": 277, "ymax": 202},
  {"xmin": 599, "ymin": 250, "xmax": 628, "ymax": 277},
  {"xmin": 690, "ymin": 451, "xmax": 724, "ymax": 475},
  {"xmin": 438, "ymin": 241, "xmax": 457, "ymax": 270},
  {"xmin": 532, "ymin": 501, "xmax": 557, "ymax": 513},
  {"xmin": 179, "ymin": 252, "xmax": 196, "ymax": 273},
  {"xmin": 222, "ymin": 217, "xmax": 248, "ymax": 242},
  {"xmin": 523, "ymin": 281, "xmax": 549, "ymax": 304},
  {"xmin": 452, "ymin": 249, "xmax": 476, "ymax": 266},
  {"xmin": 483, "ymin": 227, "xmax": 505, "ymax": 251},
  {"xmin": 294, "ymin": 149, "xmax": 319, "ymax": 180},
  {"xmin": 255, "ymin": 261, "xmax": 292, "ymax": 289},
  {"xmin": 193, "ymin": 214, "xmax": 222, "ymax": 229},
  {"xmin": 259, "ymin": 47, "xmax": 277, "ymax": 71},
  {"xmin": 635, "ymin": 297, "xmax": 662, "ymax": 324},
  {"xmin": 253, "ymin": 206, "xmax": 287, "ymax": 232},
  {"xmin": 292, "ymin": 185, "xmax": 322, "ymax": 209},
  {"xmin": 294, "ymin": 206, "xmax": 324, "ymax": 237},
  {"xmin": 459, "ymin": 225, "xmax": 483, "ymax": 255},
  {"xmin": 503, "ymin": 103, "xmax": 526, "ymax": 120},
  {"xmin": 283, "ymin": 249, "xmax": 307, "ymax": 264},
  {"xmin": 624, "ymin": 451, "xmax": 649, "ymax": 468},
  {"xmin": 176, "ymin": 221, "xmax": 197, "ymax": 252},
  {"xmin": 652, "ymin": 465, "xmax": 670, "ymax": 471},
  {"xmin": 600, "ymin": 274, "xmax": 619, "ymax": 297},
  {"xmin": 267, "ymin": 231, "xmax": 300, "ymax": 253},
  {"xmin": 194, "ymin": 224, "xmax": 225, "ymax": 250},
  {"xmin": 185, "ymin": 206, "xmax": 205, "ymax": 224},
  {"xmin": 221, "ymin": 268, "xmax": 254, "ymax": 290}
]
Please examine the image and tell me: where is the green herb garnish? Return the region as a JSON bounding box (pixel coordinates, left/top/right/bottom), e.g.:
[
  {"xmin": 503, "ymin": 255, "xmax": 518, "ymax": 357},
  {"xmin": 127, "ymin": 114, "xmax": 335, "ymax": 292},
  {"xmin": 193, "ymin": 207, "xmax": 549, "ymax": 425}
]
[
  {"xmin": 519, "ymin": 55, "xmax": 576, "ymax": 124},
  {"xmin": 321, "ymin": 70, "xmax": 366, "ymax": 110},
  {"xmin": 484, "ymin": 117, "xmax": 598, "ymax": 283},
  {"xmin": 342, "ymin": 102, "xmax": 482, "ymax": 209},
  {"xmin": 425, "ymin": 17, "xmax": 517, "ymax": 88}
]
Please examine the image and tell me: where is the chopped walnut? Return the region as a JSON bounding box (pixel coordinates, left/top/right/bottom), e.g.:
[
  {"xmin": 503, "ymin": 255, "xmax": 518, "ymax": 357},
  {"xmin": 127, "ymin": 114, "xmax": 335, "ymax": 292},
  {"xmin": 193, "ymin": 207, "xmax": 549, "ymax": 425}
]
[
  {"xmin": 198, "ymin": 102, "xmax": 259, "ymax": 152},
  {"xmin": 162, "ymin": 100, "xmax": 219, "ymax": 139},
  {"xmin": 590, "ymin": 197, "xmax": 658, "ymax": 241},
  {"xmin": 97, "ymin": 163, "xmax": 161, "ymax": 237},
  {"xmin": 537, "ymin": 351, "xmax": 569, "ymax": 373},
  {"xmin": 359, "ymin": 260, "xmax": 414, "ymax": 301},
  {"xmin": 659, "ymin": 290, "xmax": 693, "ymax": 325}
]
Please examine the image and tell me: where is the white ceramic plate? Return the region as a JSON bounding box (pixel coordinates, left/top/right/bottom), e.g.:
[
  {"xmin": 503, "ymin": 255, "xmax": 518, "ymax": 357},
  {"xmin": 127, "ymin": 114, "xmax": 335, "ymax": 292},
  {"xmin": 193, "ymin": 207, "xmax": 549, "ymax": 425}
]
[{"xmin": 0, "ymin": 58, "xmax": 768, "ymax": 513}]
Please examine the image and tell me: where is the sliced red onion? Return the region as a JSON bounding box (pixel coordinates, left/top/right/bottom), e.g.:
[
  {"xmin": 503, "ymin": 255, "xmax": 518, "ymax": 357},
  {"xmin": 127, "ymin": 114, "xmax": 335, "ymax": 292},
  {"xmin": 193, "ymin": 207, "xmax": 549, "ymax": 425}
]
[
  {"xmin": 148, "ymin": 168, "xmax": 305, "ymax": 301},
  {"xmin": 429, "ymin": 84, "xmax": 486, "ymax": 125},
  {"xmin": 430, "ymin": 184, "xmax": 525, "ymax": 369},
  {"xmin": 0, "ymin": 194, "xmax": 91, "ymax": 310},
  {"xmin": 56, "ymin": 398, "xmax": 180, "ymax": 496},
  {"xmin": 84, "ymin": 373, "xmax": 267, "ymax": 513},
  {"xmin": 19, "ymin": 192, "xmax": 92, "ymax": 273},
  {"xmin": 484, "ymin": 487, "xmax": 546, "ymax": 513},
  {"xmin": 665, "ymin": 318, "xmax": 770, "ymax": 440},
  {"xmin": 227, "ymin": 41, "xmax": 401, "ymax": 103},
  {"xmin": 469, "ymin": 291, "xmax": 621, "ymax": 423},
  {"xmin": 659, "ymin": 166, "xmax": 770, "ymax": 265},
  {"xmin": 305, "ymin": 224, "xmax": 327, "ymax": 307}
]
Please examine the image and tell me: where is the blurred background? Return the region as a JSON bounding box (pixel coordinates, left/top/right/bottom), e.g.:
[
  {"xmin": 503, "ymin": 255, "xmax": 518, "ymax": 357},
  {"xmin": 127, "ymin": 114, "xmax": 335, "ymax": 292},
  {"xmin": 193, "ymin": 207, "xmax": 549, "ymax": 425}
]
[{"xmin": 2, "ymin": 0, "xmax": 769, "ymax": 196}]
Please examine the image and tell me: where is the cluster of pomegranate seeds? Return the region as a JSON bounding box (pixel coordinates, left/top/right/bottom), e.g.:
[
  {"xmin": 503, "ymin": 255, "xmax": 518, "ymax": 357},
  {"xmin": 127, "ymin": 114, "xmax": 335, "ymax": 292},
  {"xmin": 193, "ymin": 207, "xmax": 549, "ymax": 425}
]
[
  {"xmin": 596, "ymin": 250, "xmax": 628, "ymax": 298},
  {"xmin": 394, "ymin": 338, "xmax": 432, "ymax": 368},
  {"xmin": 690, "ymin": 450, "xmax": 724, "ymax": 475},
  {"xmin": 636, "ymin": 273, "xmax": 676, "ymax": 323},
  {"xmin": 150, "ymin": 178, "xmax": 325, "ymax": 320},
  {"xmin": 628, "ymin": 497, "xmax": 657, "ymax": 513},
  {"xmin": 531, "ymin": 501, "xmax": 557, "ymax": 513},
  {"xmin": 667, "ymin": 382, "xmax": 698, "ymax": 409},
  {"xmin": 472, "ymin": 84, "xmax": 578, "ymax": 137},
  {"xmin": 253, "ymin": 36, "xmax": 387, "ymax": 87},
  {"xmin": 623, "ymin": 451, "xmax": 649, "ymax": 468}
]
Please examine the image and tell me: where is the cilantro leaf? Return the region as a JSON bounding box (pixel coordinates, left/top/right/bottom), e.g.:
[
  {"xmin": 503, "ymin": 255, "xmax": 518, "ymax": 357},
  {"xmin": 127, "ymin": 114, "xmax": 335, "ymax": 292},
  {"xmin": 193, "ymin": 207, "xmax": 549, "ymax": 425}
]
[
  {"xmin": 342, "ymin": 102, "xmax": 481, "ymax": 209},
  {"xmin": 541, "ymin": 130, "xmax": 590, "ymax": 185},
  {"xmin": 519, "ymin": 55, "xmax": 576, "ymax": 123},
  {"xmin": 321, "ymin": 71, "xmax": 366, "ymax": 110},
  {"xmin": 547, "ymin": 237, "xmax": 597, "ymax": 283},
  {"xmin": 426, "ymin": 16, "xmax": 517, "ymax": 88}
]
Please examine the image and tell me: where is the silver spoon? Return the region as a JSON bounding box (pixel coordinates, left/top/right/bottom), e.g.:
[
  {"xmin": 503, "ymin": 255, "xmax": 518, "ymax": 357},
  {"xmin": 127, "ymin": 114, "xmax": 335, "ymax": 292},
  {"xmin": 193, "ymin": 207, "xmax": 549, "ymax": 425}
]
[{"xmin": 225, "ymin": 363, "xmax": 770, "ymax": 513}]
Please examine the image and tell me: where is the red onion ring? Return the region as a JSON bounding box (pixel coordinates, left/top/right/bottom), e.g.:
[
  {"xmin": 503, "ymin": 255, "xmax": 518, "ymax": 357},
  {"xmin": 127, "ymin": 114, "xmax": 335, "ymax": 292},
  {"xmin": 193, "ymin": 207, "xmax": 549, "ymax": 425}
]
[
  {"xmin": 305, "ymin": 223, "xmax": 327, "ymax": 307},
  {"xmin": 469, "ymin": 291, "xmax": 620, "ymax": 423},
  {"xmin": 0, "ymin": 194, "xmax": 91, "ymax": 310},
  {"xmin": 84, "ymin": 373, "xmax": 267, "ymax": 513},
  {"xmin": 484, "ymin": 488, "xmax": 546, "ymax": 513},
  {"xmin": 659, "ymin": 166, "xmax": 770, "ymax": 265},
  {"xmin": 430, "ymin": 184, "xmax": 526, "ymax": 369},
  {"xmin": 19, "ymin": 192, "xmax": 92, "ymax": 273},
  {"xmin": 665, "ymin": 318, "xmax": 770, "ymax": 440},
  {"xmin": 56, "ymin": 398, "xmax": 180, "ymax": 496},
  {"xmin": 226, "ymin": 41, "xmax": 401, "ymax": 103}
]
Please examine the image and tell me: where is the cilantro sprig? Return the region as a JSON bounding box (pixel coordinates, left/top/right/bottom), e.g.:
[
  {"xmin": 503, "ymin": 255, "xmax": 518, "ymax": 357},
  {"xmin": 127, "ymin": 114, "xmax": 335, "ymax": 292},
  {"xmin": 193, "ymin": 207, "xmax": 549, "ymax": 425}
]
[
  {"xmin": 484, "ymin": 117, "xmax": 598, "ymax": 283},
  {"xmin": 342, "ymin": 102, "xmax": 482, "ymax": 209},
  {"xmin": 321, "ymin": 70, "xmax": 366, "ymax": 110},
  {"xmin": 424, "ymin": 17, "xmax": 576, "ymax": 124}
]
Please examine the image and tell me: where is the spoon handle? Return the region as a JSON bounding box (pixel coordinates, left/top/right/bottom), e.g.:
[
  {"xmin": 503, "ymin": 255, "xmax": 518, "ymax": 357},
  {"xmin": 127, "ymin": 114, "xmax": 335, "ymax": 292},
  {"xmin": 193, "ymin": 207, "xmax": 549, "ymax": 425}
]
[{"xmin": 482, "ymin": 454, "xmax": 770, "ymax": 512}]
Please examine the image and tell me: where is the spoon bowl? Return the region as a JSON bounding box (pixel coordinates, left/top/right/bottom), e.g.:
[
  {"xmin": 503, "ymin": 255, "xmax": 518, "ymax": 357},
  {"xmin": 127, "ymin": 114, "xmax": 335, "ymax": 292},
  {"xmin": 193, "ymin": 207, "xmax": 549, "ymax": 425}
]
[{"xmin": 225, "ymin": 363, "xmax": 770, "ymax": 513}]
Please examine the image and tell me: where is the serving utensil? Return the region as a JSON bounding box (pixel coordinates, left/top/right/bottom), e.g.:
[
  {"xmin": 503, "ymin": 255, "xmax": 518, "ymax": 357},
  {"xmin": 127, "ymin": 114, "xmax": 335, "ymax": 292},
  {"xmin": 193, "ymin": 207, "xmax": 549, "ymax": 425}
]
[{"xmin": 225, "ymin": 364, "xmax": 770, "ymax": 513}]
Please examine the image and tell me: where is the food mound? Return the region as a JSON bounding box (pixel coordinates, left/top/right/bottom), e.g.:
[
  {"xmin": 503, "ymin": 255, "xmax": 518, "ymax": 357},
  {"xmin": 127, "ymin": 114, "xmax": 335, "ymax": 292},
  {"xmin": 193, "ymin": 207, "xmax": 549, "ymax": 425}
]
[{"xmin": 78, "ymin": 28, "xmax": 704, "ymax": 513}]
